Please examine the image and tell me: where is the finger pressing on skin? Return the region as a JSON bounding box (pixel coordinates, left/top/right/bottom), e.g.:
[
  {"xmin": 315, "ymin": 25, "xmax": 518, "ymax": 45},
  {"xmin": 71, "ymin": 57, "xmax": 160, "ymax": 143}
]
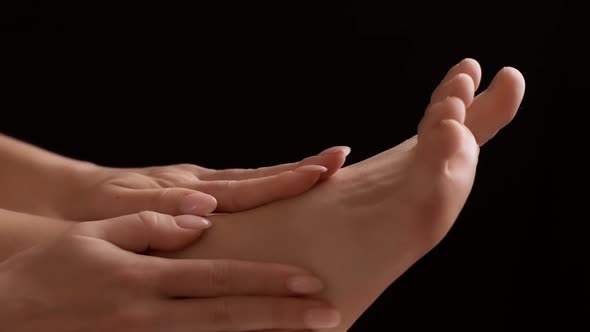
[
  {"xmin": 154, "ymin": 259, "xmax": 325, "ymax": 298},
  {"xmin": 73, "ymin": 211, "xmax": 211, "ymax": 253},
  {"xmin": 298, "ymin": 146, "xmax": 350, "ymax": 180},
  {"xmin": 156, "ymin": 297, "xmax": 341, "ymax": 331},
  {"xmin": 465, "ymin": 67, "xmax": 526, "ymax": 145},
  {"xmin": 194, "ymin": 165, "xmax": 328, "ymax": 212},
  {"xmin": 105, "ymin": 187, "xmax": 218, "ymax": 217},
  {"xmin": 198, "ymin": 146, "xmax": 350, "ymax": 181}
]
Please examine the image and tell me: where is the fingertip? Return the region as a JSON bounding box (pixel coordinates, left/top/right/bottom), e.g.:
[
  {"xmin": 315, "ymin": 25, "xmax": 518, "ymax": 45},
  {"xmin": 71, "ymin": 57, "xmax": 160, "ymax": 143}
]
[
  {"xmin": 318, "ymin": 145, "xmax": 351, "ymax": 157},
  {"xmin": 316, "ymin": 148, "xmax": 349, "ymax": 180},
  {"xmin": 290, "ymin": 165, "xmax": 328, "ymax": 185},
  {"xmin": 304, "ymin": 307, "xmax": 342, "ymax": 329},
  {"xmin": 286, "ymin": 275, "xmax": 325, "ymax": 294},
  {"xmin": 294, "ymin": 165, "xmax": 328, "ymax": 173},
  {"xmin": 180, "ymin": 192, "xmax": 217, "ymax": 215},
  {"xmin": 174, "ymin": 215, "xmax": 212, "ymax": 230},
  {"xmin": 148, "ymin": 213, "xmax": 209, "ymax": 250},
  {"xmin": 340, "ymin": 146, "xmax": 351, "ymax": 157}
]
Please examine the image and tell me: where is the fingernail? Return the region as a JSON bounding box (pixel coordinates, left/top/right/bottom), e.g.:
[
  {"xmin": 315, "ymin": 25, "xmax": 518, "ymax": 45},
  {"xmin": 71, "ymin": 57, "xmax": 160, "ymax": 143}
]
[
  {"xmin": 175, "ymin": 215, "xmax": 212, "ymax": 229},
  {"xmin": 294, "ymin": 165, "xmax": 328, "ymax": 173},
  {"xmin": 180, "ymin": 193, "xmax": 217, "ymax": 214},
  {"xmin": 318, "ymin": 146, "xmax": 351, "ymax": 157},
  {"xmin": 287, "ymin": 275, "xmax": 324, "ymax": 294},
  {"xmin": 304, "ymin": 307, "xmax": 341, "ymax": 329}
]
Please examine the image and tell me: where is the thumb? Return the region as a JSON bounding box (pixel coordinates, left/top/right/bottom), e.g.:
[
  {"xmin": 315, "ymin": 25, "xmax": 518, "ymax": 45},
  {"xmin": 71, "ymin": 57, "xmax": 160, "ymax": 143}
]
[
  {"xmin": 106, "ymin": 187, "xmax": 217, "ymax": 217},
  {"xmin": 74, "ymin": 211, "xmax": 211, "ymax": 253}
]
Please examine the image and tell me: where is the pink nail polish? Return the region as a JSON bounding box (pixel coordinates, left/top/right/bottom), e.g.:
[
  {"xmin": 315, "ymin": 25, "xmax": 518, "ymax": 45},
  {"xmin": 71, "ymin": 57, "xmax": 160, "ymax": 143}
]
[
  {"xmin": 318, "ymin": 146, "xmax": 351, "ymax": 157},
  {"xmin": 180, "ymin": 193, "xmax": 217, "ymax": 214},
  {"xmin": 287, "ymin": 275, "xmax": 325, "ymax": 294},
  {"xmin": 304, "ymin": 307, "xmax": 341, "ymax": 329},
  {"xmin": 175, "ymin": 215, "xmax": 212, "ymax": 229},
  {"xmin": 294, "ymin": 165, "xmax": 328, "ymax": 173}
]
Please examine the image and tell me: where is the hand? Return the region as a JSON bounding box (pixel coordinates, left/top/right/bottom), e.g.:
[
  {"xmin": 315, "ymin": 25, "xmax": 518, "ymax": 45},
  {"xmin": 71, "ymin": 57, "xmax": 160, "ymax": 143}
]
[
  {"xmin": 0, "ymin": 211, "xmax": 341, "ymax": 331},
  {"xmin": 57, "ymin": 146, "xmax": 350, "ymax": 220}
]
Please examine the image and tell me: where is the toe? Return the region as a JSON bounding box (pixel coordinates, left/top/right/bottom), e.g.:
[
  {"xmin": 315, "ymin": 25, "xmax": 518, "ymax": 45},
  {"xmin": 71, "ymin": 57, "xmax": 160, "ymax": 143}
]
[
  {"xmin": 415, "ymin": 96, "xmax": 479, "ymax": 187},
  {"xmin": 465, "ymin": 67, "xmax": 526, "ymax": 145},
  {"xmin": 430, "ymin": 73, "xmax": 476, "ymax": 107},
  {"xmin": 435, "ymin": 58, "xmax": 482, "ymax": 94},
  {"xmin": 418, "ymin": 96, "xmax": 466, "ymax": 136},
  {"xmin": 417, "ymin": 118, "xmax": 477, "ymax": 175},
  {"xmin": 407, "ymin": 117, "xmax": 479, "ymax": 245}
]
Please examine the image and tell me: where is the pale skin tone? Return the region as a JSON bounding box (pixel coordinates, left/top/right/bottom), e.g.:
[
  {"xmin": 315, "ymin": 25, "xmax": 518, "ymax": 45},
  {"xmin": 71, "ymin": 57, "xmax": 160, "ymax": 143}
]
[
  {"xmin": 0, "ymin": 138, "xmax": 350, "ymax": 331},
  {"xmin": 1, "ymin": 58, "xmax": 525, "ymax": 331},
  {"xmin": 149, "ymin": 58, "xmax": 526, "ymax": 331},
  {"xmin": 0, "ymin": 140, "xmax": 349, "ymax": 257},
  {"xmin": 0, "ymin": 133, "xmax": 349, "ymax": 220},
  {"xmin": 0, "ymin": 211, "xmax": 338, "ymax": 331}
]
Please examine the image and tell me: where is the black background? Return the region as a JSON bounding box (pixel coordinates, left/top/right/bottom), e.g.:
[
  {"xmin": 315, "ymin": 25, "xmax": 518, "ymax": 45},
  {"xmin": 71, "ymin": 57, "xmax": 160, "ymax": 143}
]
[{"xmin": 2, "ymin": 1, "xmax": 587, "ymax": 330}]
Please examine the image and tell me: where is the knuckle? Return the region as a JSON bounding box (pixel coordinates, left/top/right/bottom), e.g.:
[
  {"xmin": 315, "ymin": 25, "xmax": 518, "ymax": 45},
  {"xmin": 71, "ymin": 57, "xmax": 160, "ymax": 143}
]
[
  {"xmin": 176, "ymin": 163, "xmax": 207, "ymax": 174},
  {"xmin": 224, "ymin": 180, "xmax": 241, "ymax": 211},
  {"xmin": 137, "ymin": 210, "xmax": 160, "ymax": 228},
  {"xmin": 207, "ymin": 260, "xmax": 233, "ymax": 293},
  {"xmin": 137, "ymin": 210, "xmax": 174, "ymax": 229},
  {"xmin": 154, "ymin": 187, "xmax": 175, "ymax": 212}
]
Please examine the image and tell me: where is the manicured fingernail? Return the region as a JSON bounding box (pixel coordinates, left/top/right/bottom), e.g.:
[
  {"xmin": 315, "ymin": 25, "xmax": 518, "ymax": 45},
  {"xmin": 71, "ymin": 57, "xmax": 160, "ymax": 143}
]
[
  {"xmin": 287, "ymin": 275, "xmax": 324, "ymax": 294},
  {"xmin": 304, "ymin": 307, "xmax": 341, "ymax": 329},
  {"xmin": 294, "ymin": 165, "xmax": 328, "ymax": 173},
  {"xmin": 180, "ymin": 193, "xmax": 217, "ymax": 214},
  {"xmin": 318, "ymin": 146, "xmax": 351, "ymax": 157},
  {"xmin": 175, "ymin": 215, "xmax": 211, "ymax": 229}
]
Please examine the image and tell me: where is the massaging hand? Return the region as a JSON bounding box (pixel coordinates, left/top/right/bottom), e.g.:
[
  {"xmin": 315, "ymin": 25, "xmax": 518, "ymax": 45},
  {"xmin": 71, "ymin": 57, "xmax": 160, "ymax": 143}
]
[
  {"xmin": 58, "ymin": 146, "xmax": 350, "ymax": 220},
  {"xmin": 0, "ymin": 211, "xmax": 339, "ymax": 331}
]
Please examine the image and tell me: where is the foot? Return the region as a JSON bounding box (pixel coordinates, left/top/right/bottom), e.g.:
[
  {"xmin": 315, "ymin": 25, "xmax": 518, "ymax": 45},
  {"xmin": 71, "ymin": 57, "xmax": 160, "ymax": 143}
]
[{"xmin": 158, "ymin": 59, "xmax": 525, "ymax": 331}]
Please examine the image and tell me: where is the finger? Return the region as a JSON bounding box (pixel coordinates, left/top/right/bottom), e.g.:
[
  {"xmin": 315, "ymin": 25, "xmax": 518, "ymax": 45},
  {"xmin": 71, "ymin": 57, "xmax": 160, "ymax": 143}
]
[
  {"xmin": 465, "ymin": 67, "xmax": 526, "ymax": 145},
  {"xmin": 312, "ymin": 146, "xmax": 349, "ymax": 180},
  {"xmin": 105, "ymin": 187, "xmax": 218, "ymax": 216},
  {"xmin": 200, "ymin": 146, "xmax": 350, "ymax": 181},
  {"xmin": 435, "ymin": 58, "xmax": 482, "ymax": 92},
  {"xmin": 156, "ymin": 259, "xmax": 324, "ymax": 297},
  {"xmin": 158, "ymin": 297, "xmax": 341, "ymax": 331},
  {"xmin": 194, "ymin": 165, "xmax": 327, "ymax": 212},
  {"xmin": 74, "ymin": 211, "xmax": 211, "ymax": 252}
]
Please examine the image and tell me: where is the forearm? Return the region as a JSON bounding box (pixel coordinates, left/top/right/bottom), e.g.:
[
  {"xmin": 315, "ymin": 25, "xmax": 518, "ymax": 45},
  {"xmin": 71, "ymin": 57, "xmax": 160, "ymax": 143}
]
[
  {"xmin": 0, "ymin": 208, "xmax": 72, "ymax": 261},
  {"xmin": 0, "ymin": 134, "xmax": 92, "ymax": 217}
]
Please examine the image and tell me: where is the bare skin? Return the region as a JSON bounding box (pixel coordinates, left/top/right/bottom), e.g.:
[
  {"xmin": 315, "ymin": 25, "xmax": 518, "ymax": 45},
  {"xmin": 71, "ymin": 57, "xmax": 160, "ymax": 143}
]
[
  {"xmin": 0, "ymin": 211, "xmax": 339, "ymax": 332},
  {"xmin": 0, "ymin": 133, "xmax": 348, "ymax": 220},
  {"xmin": 156, "ymin": 59, "xmax": 526, "ymax": 331}
]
